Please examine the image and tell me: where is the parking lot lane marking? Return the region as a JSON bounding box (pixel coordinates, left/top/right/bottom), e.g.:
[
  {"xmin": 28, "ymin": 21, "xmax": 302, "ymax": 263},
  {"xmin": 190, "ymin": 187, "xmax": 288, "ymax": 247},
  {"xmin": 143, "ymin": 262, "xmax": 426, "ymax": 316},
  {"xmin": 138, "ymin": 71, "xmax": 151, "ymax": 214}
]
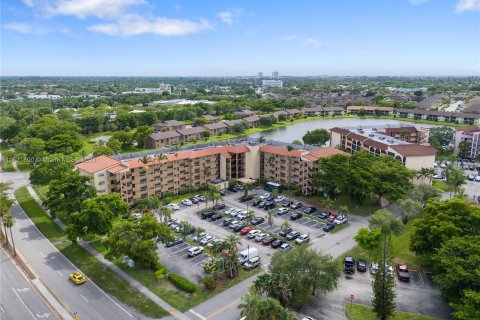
[
  {"xmin": 418, "ymin": 272, "xmax": 425, "ymax": 286},
  {"xmin": 56, "ymin": 270, "xmax": 63, "ymax": 277},
  {"xmin": 80, "ymin": 294, "xmax": 89, "ymax": 302},
  {"xmin": 11, "ymin": 287, "xmax": 36, "ymax": 320},
  {"xmin": 189, "ymin": 309, "xmax": 206, "ymax": 320},
  {"xmin": 310, "ymin": 222, "xmax": 320, "ymax": 228},
  {"xmin": 39, "ymin": 252, "xmax": 45, "ymax": 258},
  {"xmin": 173, "ymin": 246, "xmax": 191, "ymax": 254},
  {"xmin": 206, "ymin": 298, "xmax": 241, "ymax": 319}
]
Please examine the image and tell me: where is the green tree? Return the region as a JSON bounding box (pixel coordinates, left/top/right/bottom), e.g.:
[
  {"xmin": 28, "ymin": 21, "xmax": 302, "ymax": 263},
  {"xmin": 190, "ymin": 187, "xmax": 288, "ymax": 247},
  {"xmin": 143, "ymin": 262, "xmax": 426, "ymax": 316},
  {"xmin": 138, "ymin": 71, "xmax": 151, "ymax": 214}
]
[
  {"xmin": 428, "ymin": 127, "xmax": 455, "ymax": 156},
  {"xmin": 134, "ymin": 125, "xmax": 154, "ymax": 148},
  {"xmin": 3, "ymin": 214, "xmax": 16, "ymax": 255},
  {"xmin": 92, "ymin": 142, "xmax": 114, "ymax": 157},
  {"xmin": 0, "ymin": 183, "xmax": 14, "ymax": 243},
  {"xmin": 371, "ymin": 156, "xmax": 414, "ymax": 205},
  {"xmin": 18, "ymin": 137, "xmax": 46, "ymax": 165},
  {"xmin": 267, "ymin": 209, "xmax": 275, "ymax": 228},
  {"xmin": 158, "ymin": 205, "xmax": 173, "ymax": 225},
  {"xmin": 354, "ymin": 227, "xmax": 381, "ymax": 259},
  {"xmin": 396, "ymin": 198, "xmax": 422, "ymax": 224},
  {"xmin": 458, "ymin": 140, "xmax": 471, "ymax": 159},
  {"xmin": 30, "ymin": 153, "xmax": 74, "ymax": 185},
  {"xmin": 104, "ymin": 214, "xmax": 173, "ymax": 269},
  {"xmin": 112, "ymin": 131, "xmax": 134, "ymax": 150},
  {"xmin": 291, "ymin": 139, "xmax": 302, "ymax": 145},
  {"xmin": 106, "ymin": 138, "xmax": 122, "ymax": 152},
  {"xmin": 416, "ymin": 167, "xmax": 435, "ymax": 184},
  {"xmin": 452, "ymin": 290, "xmax": 480, "ymax": 320},
  {"xmin": 410, "ymin": 199, "xmax": 480, "ymax": 257},
  {"xmin": 27, "ymin": 114, "xmax": 81, "ymax": 141},
  {"xmin": 238, "ymin": 293, "xmax": 297, "ymax": 320},
  {"xmin": 302, "ymin": 128, "xmax": 330, "ymax": 146},
  {"xmin": 178, "ymin": 221, "xmax": 193, "ymax": 240},
  {"xmin": 44, "ymin": 171, "xmax": 96, "ymax": 219},
  {"xmin": 312, "ymin": 154, "xmax": 350, "ymax": 198},
  {"xmin": 45, "ymin": 134, "xmax": 83, "ymax": 155},
  {"xmin": 444, "ymin": 167, "xmax": 466, "ymax": 197},
  {"xmin": 408, "ymin": 184, "xmax": 441, "ymax": 206}
]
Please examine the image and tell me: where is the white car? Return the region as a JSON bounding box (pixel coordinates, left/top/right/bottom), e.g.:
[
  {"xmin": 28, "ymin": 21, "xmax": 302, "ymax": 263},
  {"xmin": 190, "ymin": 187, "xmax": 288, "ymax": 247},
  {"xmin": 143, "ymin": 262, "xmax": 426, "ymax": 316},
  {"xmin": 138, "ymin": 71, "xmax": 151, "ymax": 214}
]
[
  {"xmin": 182, "ymin": 199, "xmax": 192, "ymax": 206},
  {"xmin": 274, "ymin": 196, "xmax": 285, "ymax": 203},
  {"xmin": 225, "ymin": 208, "xmax": 236, "ymax": 215},
  {"xmin": 229, "ymin": 220, "xmax": 242, "ymax": 228},
  {"xmin": 132, "ymin": 213, "xmax": 142, "ymax": 219},
  {"xmin": 237, "ymin": 213, "xmax": 247, "ymax": 220},
  {"xmin": 248, "ymin": 230, "xmax": 261, "ymax": 239},
  {"xmin": 260, "ymin": 193, "xmax": 270, "ymax": 200},
  {"xmin": 475, "ymin": 176, "xmax": 480, "ymax": 182},
  {"xmin": 193, "ymin": 232, "xmax": 207, "ymax": 242},
  {"xmin": 277, "ymin": 208, "xmax": 289, "ymax": 215},
  {"xmin": 440, "ymin": 163, "xmax": 446, "ymax": 168},
  {"xmin": 295, "ymin": 234, "xmax": 310, "ymax": 244},
  {"xmin": 188, "ymin": 246, "xmax": 203, "ymax": 257},
  {"xmin": 333, "ymin": 216, "xmax": 348, "ymax": 225},
  {"xmin": 200, "ymin": 235, "xmax": 215, "ymax": 245},
  {"xmin": 168, "ymin": 203, "xmax": 180, "ymax": 211},
  {"xmin": 255, "ymin": 233, "xmax": 267, "ymax": 242},
  {"xmin": 194, "ymin": 195, "xmax": 206, "ymax": 202}
]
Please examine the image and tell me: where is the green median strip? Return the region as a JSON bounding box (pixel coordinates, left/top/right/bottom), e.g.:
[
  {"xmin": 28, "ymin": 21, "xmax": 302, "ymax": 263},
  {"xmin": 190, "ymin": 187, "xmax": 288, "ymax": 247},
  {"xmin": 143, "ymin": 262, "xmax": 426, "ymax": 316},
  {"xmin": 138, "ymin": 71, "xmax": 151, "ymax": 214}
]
[
  {"xmin": 345, "ymin": 303, "xmax": 436, "ymax": 320},
  {"xmin": 14, "ymin": 186, "xmax": 169, "ymax": 318}
]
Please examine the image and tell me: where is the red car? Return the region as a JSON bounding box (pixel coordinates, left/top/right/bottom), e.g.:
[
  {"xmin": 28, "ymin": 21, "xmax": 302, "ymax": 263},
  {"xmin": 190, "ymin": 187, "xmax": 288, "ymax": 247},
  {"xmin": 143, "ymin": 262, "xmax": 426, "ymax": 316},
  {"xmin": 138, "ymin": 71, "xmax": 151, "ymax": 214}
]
[
  {"xmin": 327, "ymin": 214, "xmax": 338, "ymax": 222},
  {"xmin": 396, "ymin": 264, "xmax": 410, "ymax": 282},
  {"xmin": 262, "ymin": 236, "xmax": 276, "ymax": 245},
  {"xmin": 240, "ymin": 227, "xmax": 253, "ymax": 235}
]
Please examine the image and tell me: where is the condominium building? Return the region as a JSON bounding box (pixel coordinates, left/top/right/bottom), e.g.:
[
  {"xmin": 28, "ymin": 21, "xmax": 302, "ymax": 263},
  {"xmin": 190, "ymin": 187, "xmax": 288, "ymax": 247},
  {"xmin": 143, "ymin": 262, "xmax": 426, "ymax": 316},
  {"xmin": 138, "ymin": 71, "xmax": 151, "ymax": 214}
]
[
  {"xmin": 378, "ymin": 126, "xmax": 430, "ymax": 144},
  {"xmin": 154, "ymin": 120, "xmax": 186, "ymax": 132},
  {"xmin": 454, "ymin": 125, "xmax": 480, "ymax": 158}
]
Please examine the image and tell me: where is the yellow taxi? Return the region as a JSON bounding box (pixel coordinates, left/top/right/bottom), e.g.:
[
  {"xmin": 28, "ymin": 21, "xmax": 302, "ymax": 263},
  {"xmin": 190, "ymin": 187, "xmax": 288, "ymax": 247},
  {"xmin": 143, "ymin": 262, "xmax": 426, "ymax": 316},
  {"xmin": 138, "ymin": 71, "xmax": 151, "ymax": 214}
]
[{"xmin": 69, "ymin": 272, "xmax": 87, "ymax": 285}]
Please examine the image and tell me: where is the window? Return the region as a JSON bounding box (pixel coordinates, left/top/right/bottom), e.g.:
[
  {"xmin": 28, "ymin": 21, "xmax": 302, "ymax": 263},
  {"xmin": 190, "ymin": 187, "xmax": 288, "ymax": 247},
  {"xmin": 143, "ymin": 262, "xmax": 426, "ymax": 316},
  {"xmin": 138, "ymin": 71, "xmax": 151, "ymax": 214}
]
[
  {"xmin": 98, "ymin": 172, "xmax": 105, "ymax": 177},
  {"xmin": 98, "ymin": 181, "xmax": 105, "ymax": 185}
]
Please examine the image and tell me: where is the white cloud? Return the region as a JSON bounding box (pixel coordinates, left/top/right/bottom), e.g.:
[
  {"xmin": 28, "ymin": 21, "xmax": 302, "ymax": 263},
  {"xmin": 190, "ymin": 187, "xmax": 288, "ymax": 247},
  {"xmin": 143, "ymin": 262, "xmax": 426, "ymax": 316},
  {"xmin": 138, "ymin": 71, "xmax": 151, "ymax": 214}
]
[
  {"xmin": 3, "ymin": 22, "xmax": 34, "ymax": 34},
  {"xmin": 408, "ymin": 0, "xmax": 430, "ymax": 5},
  {"xmin": 218, "ymin": 11, "xmax": 233, "ymax": 25},
  {"xmin": 22, "ymin": 0, "xmax": 35, "ymax": 7},
  {"xmin": 304, "ymin": 37, "xmax": 324, "ymax": 48},
  {"xmin": 42, "ymin": 0, "xmax": 144, "ymax": 19},
  {"xmin": 456, "ymin": 0, "xmax": 480, "ymax": 12}
]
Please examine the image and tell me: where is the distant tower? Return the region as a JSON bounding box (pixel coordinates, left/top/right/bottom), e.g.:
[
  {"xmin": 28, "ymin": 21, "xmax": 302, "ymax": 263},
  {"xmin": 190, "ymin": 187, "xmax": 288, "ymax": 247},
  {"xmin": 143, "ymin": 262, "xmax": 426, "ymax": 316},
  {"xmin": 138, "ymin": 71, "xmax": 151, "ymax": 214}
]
[
  {"xmin": 272, "ymin": 71, "xmax": 279, "ymax": 79},
  {"xmin": 258, "ymin": 72, "xmax": 263, "ymax": 77}
]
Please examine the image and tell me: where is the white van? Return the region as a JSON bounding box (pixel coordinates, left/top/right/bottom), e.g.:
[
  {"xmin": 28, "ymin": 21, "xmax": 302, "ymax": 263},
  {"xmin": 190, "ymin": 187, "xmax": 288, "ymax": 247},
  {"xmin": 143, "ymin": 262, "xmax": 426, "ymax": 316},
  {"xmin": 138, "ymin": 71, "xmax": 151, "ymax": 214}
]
[
  {"xmin": 237, "ymin": 247, "xmax": 259, "ymax": 264},
  {"xmin": 243, "ymin": 256, "xmax": 261, "ymax": 270}
]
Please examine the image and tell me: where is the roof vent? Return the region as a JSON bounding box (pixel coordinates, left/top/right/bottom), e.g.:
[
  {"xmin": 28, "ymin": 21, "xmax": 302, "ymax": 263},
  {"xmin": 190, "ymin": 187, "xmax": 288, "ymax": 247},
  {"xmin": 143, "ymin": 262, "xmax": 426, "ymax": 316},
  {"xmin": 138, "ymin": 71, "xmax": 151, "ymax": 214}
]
[
  {"xmin": 387, "ymin": 139, "xmax": 394, "ymax": 143},
  {"xmin": 379, "ymin": 136, "xmax": 386, "ymax": 140},
  {"xmin": 369, "ymin": 133, "xmax": 375, "ymax": 137}
]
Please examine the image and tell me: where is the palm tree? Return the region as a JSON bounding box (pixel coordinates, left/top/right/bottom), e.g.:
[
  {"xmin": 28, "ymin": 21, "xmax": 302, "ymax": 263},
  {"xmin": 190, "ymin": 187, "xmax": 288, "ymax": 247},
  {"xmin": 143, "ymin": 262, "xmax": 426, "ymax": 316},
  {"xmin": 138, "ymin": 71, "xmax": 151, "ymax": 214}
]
[
  {"xmin": 226, "ymin": 234, "xmax": 241, "ymax": 251},
  {"xmin": 155, "ymin": 153, "xmax": 168, "ymax": 162},
  {"xmin": 243, "ymin": 183, "xmax": 252, "ymax": 196},
  {"xmin": 159, "ymin": 205, "xmax": 173, "ymax": 224},
  {"xmin": 238, "ymin": 293, "xmax": 261, "ymax": 320},
  {"xmin": 337, "ymin": 205, "xmax": 349, "ymax": 219},
  {"xmin": 3, "ymin": 214, "xmax": 15, "ymax": 256},
  {"xmin": 319, "ymin": 197, "xmax": 335, "ymax": 212},
  {"xmin": 246, "ymin": 210, "xmax": 255, "ymax": 225},
  {"xmin": 138, "ymin": 155, "xmax": 151, "ymax": 170},
  {"xmin": 211, "ymin": 192, "xmax": 222, "ymax": 210},
  {"xmin": 281, "ymin": 220, "xmax": 291, "ymax": 231},
  {"xmin": 257, "ymin": 136, "xmax": 266, "ymax": 144},
  {"xmin": 267, "ymin": 210, "xmax": 275, "ymax": 227}
]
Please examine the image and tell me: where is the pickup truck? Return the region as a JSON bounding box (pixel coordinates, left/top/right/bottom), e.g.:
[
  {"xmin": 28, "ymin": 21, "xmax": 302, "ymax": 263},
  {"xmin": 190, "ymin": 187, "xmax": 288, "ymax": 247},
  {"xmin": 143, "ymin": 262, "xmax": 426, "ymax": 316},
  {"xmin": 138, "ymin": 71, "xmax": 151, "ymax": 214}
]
[{"xmin": 396, "ymin": 264, "xmax": 410, "ymax": 282}]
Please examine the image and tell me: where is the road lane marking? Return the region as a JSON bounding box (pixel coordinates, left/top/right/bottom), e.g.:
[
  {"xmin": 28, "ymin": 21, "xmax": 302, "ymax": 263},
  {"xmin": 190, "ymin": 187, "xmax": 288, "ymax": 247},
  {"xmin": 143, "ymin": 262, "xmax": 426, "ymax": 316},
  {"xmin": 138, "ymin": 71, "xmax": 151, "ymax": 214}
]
[
  {"xmin": 56, "ymin": 271, "xmax": 63, "ymax": 277},
  {"xmin": 39, "ymin": 252, "xmax": 45, "ymax": 258},
  {"xmin": 206, "ymin": 298, "xmax": 241, "ymax": 319},
  {"xmin": 0, "ymin": 305, "xmax": 4, "ymax": 313},
  {"xmin": 87, "ymin": 280, "xmax": 133, "ymax": 317},
  {"xmin": 36, "ymin": 313, "xmax": 51, "ymax": 318},
  {"xmin": 189, "ymin": 309, "xmax": 206, "ymax": 320},
  {"xmin": 11, "ymin": 286, "xmax": 36, "ymax": 320},
  {"xmin": 16, "ymin": 287, "xmax": 30, "ymax": 292},
  {"xmin": 80, "ymin": 294, "xmax": 89, "ymax": 302}
]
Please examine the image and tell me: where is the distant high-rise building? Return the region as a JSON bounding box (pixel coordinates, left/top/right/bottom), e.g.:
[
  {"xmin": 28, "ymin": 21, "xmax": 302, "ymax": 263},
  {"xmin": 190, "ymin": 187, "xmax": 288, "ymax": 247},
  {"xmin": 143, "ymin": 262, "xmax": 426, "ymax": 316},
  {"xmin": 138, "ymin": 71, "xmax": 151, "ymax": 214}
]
[
  {"xmin": 272, "ymin": 71, "xmax": 279, "ymax": 79},
  {"xmin": 258, "ymin": 72, "xmax": 263, "ymax": 77},
  {"xmin": 262, "ymin": 80, "xmax": 283, "ymax": 88}
]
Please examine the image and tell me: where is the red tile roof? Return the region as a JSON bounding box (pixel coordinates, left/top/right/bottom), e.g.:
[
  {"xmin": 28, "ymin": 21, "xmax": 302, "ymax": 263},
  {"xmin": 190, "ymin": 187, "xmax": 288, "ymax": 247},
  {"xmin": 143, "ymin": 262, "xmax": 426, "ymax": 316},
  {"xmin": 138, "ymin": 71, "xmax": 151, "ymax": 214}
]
[
  {"xmin": 330, "ymin": 127, "xmax": 351, "ymax": 135},
  {"xmin": 363, "ymin": 139, "xmax": 388, "ymax": 150},
  {"xmin": 76, "ymin": 156, "xmax": 120, "ymax": 174},
  {"xmin": 455, "ymin": 125, "xmax": 480, "ymax": 132},
  {"xmin": 107, "ymin": 164, "xmax": 128, "ymax": 174},
  {"xmin": 389, "ymin": 144, "xmax": 437, "ymax": 157},
  {"xmin": 310, "ymin": 147, "xmax": 347, "ymax": 158},
  {"xmin": 259, "ymin": 145, "xmax": 304, "ymax": 158}
]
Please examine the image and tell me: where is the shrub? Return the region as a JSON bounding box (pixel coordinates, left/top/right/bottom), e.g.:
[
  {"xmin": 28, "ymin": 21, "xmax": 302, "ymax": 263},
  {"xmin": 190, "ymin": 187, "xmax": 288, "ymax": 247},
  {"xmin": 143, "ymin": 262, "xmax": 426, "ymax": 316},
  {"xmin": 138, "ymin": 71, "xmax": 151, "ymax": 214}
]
[
  {"xmin": 203, "ymin": 257, "xmax": 218, "ymax": 273},
  {"xmin": 155, "ymin": 267, "xmax": 167, "ymax": 281},
  {"xmin": 178, "ymin": 188, "xmax": 190, "ymax": 195},
  {"xmin": 201, "ymin": 275, "xmax": 216, "ymax": 290},
  {"xmin": 168, "ymin": 272, "xmax": 197, "ymax": 293}
]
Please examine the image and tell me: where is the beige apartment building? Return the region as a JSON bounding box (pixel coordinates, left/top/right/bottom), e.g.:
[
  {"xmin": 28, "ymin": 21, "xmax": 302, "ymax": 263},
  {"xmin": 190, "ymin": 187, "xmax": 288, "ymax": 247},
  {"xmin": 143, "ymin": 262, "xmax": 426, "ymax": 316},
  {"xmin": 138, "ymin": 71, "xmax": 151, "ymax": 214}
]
[{"xmin": 147, "ymin": 130, "xmax": 182, "ymax": 148}]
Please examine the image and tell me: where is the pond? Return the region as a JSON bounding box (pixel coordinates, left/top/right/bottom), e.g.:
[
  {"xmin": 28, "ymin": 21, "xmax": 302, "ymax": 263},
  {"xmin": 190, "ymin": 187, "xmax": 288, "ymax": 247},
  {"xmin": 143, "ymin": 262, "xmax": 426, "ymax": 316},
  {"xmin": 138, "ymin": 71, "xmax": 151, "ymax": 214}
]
[{"xmin": 248, "ymin": 118, "xmax": 436, "ymax": 143}]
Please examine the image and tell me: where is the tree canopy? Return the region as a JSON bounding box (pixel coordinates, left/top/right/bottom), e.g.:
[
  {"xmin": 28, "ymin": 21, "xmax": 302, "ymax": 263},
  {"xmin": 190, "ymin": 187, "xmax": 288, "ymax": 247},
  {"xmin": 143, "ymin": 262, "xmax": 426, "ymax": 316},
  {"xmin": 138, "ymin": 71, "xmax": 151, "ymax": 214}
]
[
  {"xmin": 302, "ymin": 129, "xmax": 330, "ymax": 146},
  {"xmin": 29, "ymin": 153, "xmax": 75, "ymax": 185},
  {"xmin": 428, "ymin": 127, "xmax": 455, "ymax": 156}
]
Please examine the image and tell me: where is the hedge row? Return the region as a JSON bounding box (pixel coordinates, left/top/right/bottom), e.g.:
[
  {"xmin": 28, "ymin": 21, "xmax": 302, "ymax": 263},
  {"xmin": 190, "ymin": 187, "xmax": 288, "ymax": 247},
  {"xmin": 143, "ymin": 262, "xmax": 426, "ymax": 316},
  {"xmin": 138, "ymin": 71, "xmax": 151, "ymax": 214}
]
[{"xmin": 168, "ymin": 272, "xmax": 197, "ymax": 293}]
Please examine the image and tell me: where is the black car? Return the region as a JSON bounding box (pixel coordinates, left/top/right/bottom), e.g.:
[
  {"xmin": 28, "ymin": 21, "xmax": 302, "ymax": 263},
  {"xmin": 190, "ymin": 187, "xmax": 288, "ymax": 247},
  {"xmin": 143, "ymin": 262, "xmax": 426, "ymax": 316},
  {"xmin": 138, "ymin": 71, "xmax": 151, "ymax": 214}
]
[
  {"xmin": 290, "ymin": 202, "xmax": 303, "ymax": 210},
  {"xmin": 232, "ymin": 224, "xmax": 245, "ymax": 232},
  {"xmin": 264, "ymin": 202, "xmax": 276, "ymax": 210},
  {"xmin": 190, "ymin": 197, "xmax": 199, "ymax": 204},
  {"xmin": 214, "ymin": 203, "xmax": 226, "ymax": 210},
  {"xmin": 290, "ymin": 213, "xmax": 303, "ymax": 221},
  {"xmin": 344, "ymin": 256, "xmax": 355, "ymax": 274},
  {"xmin": 239, "ymin": 195, "xmax": 253, "ymax": 202},
  {"xmin": 303, "ymin": 207, "xmax": 316, "ymax": 214},
  {"xmin": 286, "ymin": 231, "xmax": 300, "ymax": 241},
  {"xmin": 316, "ymin": 211, "xmax": 328, "ymax": 219},
  {"xmin": 223, "ymin": 218, "xmax": 234, "ymax": 226},
  {"xmin": 357, "ymin": 259, "xmax": 367, "ymax": 272},
  {"xmin": 201, "ymin": 211, "xmax": 214, "ymax": 219},
  {"xmin": 251, "ymin": 217, "xmax": 265, "ymax": 226},
  {"xmin": 323, "ymin": 223, "xmax": 335, "ymax": 232},
  {"xmin": 252, "ymin": 199, "xmax": 262, "ymax": 206},
  {"xmin": 165, "ymin": 237, "xmax": 183, "ymax": 247},
  {"xmin": 271, "ymin": 239, "xmax": 285, "ymax": 248},
  {"xmin": 278, "ymin": 227, "xmax": 293, "ymax": 238},
  {"xmin": 220, "ymin": 189, "xmax": 226, "ymax": 196},
  {"xmin": 228, "ymin": 186, "xmax": 238, "ymax": 192},
  {"xmin": 210, "ymin": 213, "xmax": 223, "ymax": 221}
]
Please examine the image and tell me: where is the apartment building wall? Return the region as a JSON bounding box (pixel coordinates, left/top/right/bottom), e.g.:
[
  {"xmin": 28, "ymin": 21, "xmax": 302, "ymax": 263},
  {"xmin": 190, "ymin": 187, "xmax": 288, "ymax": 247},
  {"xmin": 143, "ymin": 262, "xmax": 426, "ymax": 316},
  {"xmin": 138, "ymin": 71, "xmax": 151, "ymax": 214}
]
[{"xmin": 245, "ymin": 145, "xmax": 261, "ymax": 179}]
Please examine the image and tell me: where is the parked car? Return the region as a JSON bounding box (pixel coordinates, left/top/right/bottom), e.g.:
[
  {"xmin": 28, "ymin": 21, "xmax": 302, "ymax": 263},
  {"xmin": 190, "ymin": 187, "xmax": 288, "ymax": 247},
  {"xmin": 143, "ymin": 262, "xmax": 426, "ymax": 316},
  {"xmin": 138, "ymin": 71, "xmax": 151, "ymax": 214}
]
[
  {"xmin": 259, "ymin": 193, "xmax": 270, "ymax": 200},
  {"xmin": 475, "ymin": 175, "xmax": 480, "ymax": 182},
  {"xmin": 323, "ymin": 223, "xmax": 335, "ymax": 232},
  {"xmin": 182, "ymin": 199, "xmax": 192, "ymax": 206},
  {"xmin": 166, "ymin": 218, "xmax": 179, "ymax": 227},
  {"xmin": 467, "ymin": 174, "xmax": 475, "ymax": 181},
  {"xmin": 252, "ymin": 199, "xmax": 262, "ymax": 206},
  {"xmin": 248, "ymin": 230, "xmax": 261, "ymax": 239},
  {"xmin": 278, "ymin": 227, "xmax": 293, "ymax": 238},
  {"xmin": 316, "ymin": 211, "xmax": 328, "ymax": 219},
  {"xmin": 240, "ymin": 227, "xmax": 253, "ymax": 235},
  {"xmin": 274, "ymin": 196, "xmax": 285, "ymax": 203},
  {"xmin": 277, "ymin": 207, "xmax": 289, "ymax": 215},
  {"xmin": 303, "ymin": 207, "xmax": 316, "ymax": 214},
  {"xmin": 188, "ymin": 246, "xmax": 203, "ymax": 257},
  {"xmin": 165, "ymin": 237, "xmax": 184, "ymax": 247},
  {"xmin": 433, "ymin": 173, "xmax": 443, "ymax": 180},
  {"xmin": 262, "ymin": 236, "xmax": 276, "ymax": 245},
  {"xmin": 228, "ymin": 186, "xmax": 238, "ymax": 192},
  {"xmin": 290, "ymin": 213, "xmax": 303, "ymax": 220},
  {"xmin": 132, "ymin": 212, "xmax": 142, "ymax": 219},
  {"xmin": 280, "ymin": 243, "xmax": 294, "ymax": 251},
  {"xmin": 281, "ymin": 200, "xmax": 293, "ymax": 207},
  {"xmin": 290, "ymin": 202, "xmax": 303, "ymax": 209},
  {"xmin": 168, "ymin": 203, "xmax": 180, "ymax": 211},
  {"xmin": 201, "ymin": 211, "xmax": 214, "ymax": 219},
  {"xmin": 223, "ymin": 218, "xmax": 234, "ymax": 226},
  {"xmin": 396, "ymin": 264, "xmax": 410, "ymax": 282},
  {"xmin": 327, "ymin": 214, "xmax": 338, "ymax": 222},
  {"xmin": 266, "ymin": 195, "xmax": 275, "ymax": 202},
  {"xmin": 258, "ymin": 201, "xmax": 266, "ymax": 208},
  {"xmin": 264, "ymin": 202, "xmax": 276, "ymax": 210},
  {"xmin": 295, "ymin": 234, "xmax": 310, "ymax": 244},
  {"xmin": 286, "ymin": 231, "xmax": 300, "ymax": 241},
  {"xmin": 255, "ymin": 233, "xmax": 267, "ymax": 242},
  {"xmin": 243, "ymin": 256, "xmax": 261, "ymax": 270},
  {"xmin": 344, "ymin": 256, "xmax": 355, "ymax": 274},
  {"xmin": 232, "ymin": 224, "xmax": 245, "ymax": 232},
  {"xmin": 219, "ymin": 189, "xmax": 226, "ymax": 196},
  {"xmin": 193, "ymin": 232, "xmax": 208, "ymax": 242},
  {"xmin": 210, "ymin": 213, "xmax": 223, "ymax": 221},
  {"xmin": 370, "ymin": 263, "xmax": 379, "ymax": 275},
  {"xmin": 271, "ymin": 239, "xmax": 285, "ymax": 248},
  {"xmin": 214, "ymin": 202, "xmax": 226, "ymax": 210},
  {"xmin": 251, "ymin": 217, "xmax": 265, "ymax": 225},
  {"xmin": 333, "ymin": 216, "xmax": 348, "ymax": 225},
  {"xmin": 200, "ymin": 235, "xmax": 215, "ymax": 245},
  {"xmin": 195, "ymin": 195, "xmax": 206, "ymax": 202},
  {"xmin": 190, "ymin": 197, "xmax": 199, "ymax": 204},
  {"xmin": 357, "ymin": 259, "xmax": 367, "ymax": 272},
  {"xmin": 239, "ymin": 195, "xmax": 253, "ymax": 202}
]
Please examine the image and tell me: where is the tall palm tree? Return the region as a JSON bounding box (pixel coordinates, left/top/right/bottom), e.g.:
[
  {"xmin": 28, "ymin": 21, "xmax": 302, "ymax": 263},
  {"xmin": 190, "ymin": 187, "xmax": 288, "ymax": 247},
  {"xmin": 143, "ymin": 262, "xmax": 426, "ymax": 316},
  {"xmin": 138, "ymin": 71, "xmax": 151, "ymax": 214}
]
[
  {"xmin": 138, "ymin": 155, "xmax": 151, "ymax": 170},
  {"xmin": 238, "ymin": 293, "xmax": 261, "ymax": 320},
  {"xmin": 319, "ymin": 197, "xmax": 335, "ymax": 212},
  {"xmin": 3, "ymin": 214, "xmax": 15, "ymax": 256},
  {"xmin": 281, "ymin": 220, "xmax": 291, "ymax": 231},
  {"xmin": 257, "ymin": 136, "xmax": 266, "ymax": 144},
  {"xmin": 226, "ymin": 234, "xmax": 241, "ymax": 251},
  {"xmin": 337, "ymin": 205, "xmax": 349, "ymax": 218},
  {"xmin": 155, "ymin": 153, "xmax": 168, "ymax": 162},
  {"xmin": 267, "ymin": 210, "xmax": 275, "ymax": 227},
  {"xmin": 211, "ymin": 192, "xmax": 222, "ymax": 209},
  {"xmin": 159, "ymin": 205, "xmax": 173, "ymax": 224},
  {"xmin": 243, "ymin": 183, "xmax": 252, "ymax": 196}
]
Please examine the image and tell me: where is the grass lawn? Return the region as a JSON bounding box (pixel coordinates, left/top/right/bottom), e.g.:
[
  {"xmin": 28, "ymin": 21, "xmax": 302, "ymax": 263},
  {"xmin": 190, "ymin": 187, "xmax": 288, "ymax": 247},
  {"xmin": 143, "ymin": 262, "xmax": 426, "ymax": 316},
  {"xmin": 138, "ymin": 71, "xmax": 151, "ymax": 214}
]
[
  {"xmin": 1, "ymin": 161, "xmax": 16, "ymax": 172},
  {"xmin": 345, "ymin": 303, "xmax": 436, "ymax": 320},
  {"xmin": 56, "ymin": 243, "xmax": 169, "ymax": 318},
  {"xmin": 304, "ymin": 194, "xmax": 381, "ymax": 217},
  {"xmin": 14, "ymin": 187, "xmax": 66, "ymax": 243},
  {"xmin": 432, "ymin": 180, "xmax": 451, "ymax": 192},
  {"xmin": 17, "ymin": 161, "xmax": 32, "ymax": 172},
  {"xmin": 90, "ymin": 240, "xmax": 261, "ymax": 312}
]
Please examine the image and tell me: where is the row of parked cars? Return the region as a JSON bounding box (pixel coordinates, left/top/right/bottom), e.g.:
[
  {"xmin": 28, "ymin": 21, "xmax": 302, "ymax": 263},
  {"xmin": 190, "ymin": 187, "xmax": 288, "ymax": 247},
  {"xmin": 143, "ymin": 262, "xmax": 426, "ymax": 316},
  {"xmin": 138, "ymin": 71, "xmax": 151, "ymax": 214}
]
[{"xmin": 343, "ymin": 256, "xmax": 411, "ymax": 282}]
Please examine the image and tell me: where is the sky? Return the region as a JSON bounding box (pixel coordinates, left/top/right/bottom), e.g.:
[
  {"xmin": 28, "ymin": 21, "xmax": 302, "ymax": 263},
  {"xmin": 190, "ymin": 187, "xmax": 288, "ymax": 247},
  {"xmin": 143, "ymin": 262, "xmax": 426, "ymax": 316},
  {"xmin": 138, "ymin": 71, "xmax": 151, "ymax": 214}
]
[{"xmin": 1, "ymin": 0, "xmax": 480, "ymax": 76}]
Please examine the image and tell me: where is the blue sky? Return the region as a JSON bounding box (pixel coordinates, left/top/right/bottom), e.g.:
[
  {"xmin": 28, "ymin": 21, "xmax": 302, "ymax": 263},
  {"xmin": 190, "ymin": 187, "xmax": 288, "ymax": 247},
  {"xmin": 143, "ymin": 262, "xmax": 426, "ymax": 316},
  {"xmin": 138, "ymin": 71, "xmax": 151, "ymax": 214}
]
[{"xmin": 1, "ymin": 0, "xmax": 479, "ymax": 76}]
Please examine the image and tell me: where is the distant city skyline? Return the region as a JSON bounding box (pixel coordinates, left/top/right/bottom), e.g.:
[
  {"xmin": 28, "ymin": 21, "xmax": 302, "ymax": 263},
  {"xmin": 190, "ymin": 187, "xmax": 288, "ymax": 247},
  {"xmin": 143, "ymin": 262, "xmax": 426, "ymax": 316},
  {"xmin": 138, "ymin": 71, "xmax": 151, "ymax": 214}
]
[{"xmin": 1, "ymin": 0, "xmax": 479, "ymax": 76}]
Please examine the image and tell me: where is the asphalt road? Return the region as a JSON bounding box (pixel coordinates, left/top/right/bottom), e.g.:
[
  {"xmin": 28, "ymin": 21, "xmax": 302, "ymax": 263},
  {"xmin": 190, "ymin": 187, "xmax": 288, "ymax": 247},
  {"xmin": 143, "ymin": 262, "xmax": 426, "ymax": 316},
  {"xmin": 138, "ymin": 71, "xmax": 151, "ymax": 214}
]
[
  {"xmin": 9, "ymin": 204, "xmax": 139, "ymax": 320},
  {"xmin": 0, "ymin": 249, "xmax": 56, "ymax": 320}
]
